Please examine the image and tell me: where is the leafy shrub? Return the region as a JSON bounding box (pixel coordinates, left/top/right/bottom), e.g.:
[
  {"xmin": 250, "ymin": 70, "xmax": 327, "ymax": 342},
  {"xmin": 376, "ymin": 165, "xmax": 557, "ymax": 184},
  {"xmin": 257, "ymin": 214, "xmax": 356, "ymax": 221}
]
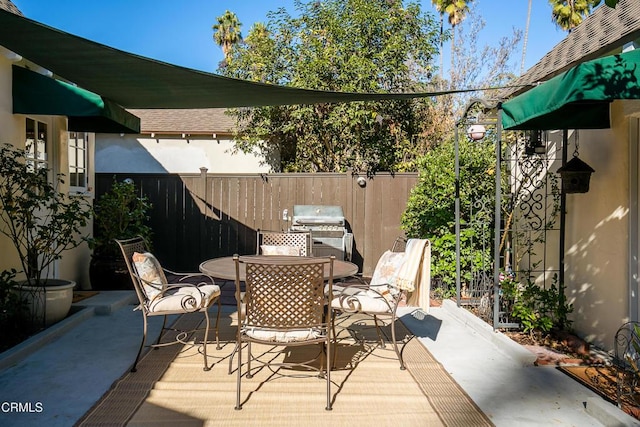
[
  {"xmin": 501, "ymin": 273, "xmax": 573, "ymax": 335},
  {"xmin": 0, "ymin": 269, "xmax": 28, "ymax": 351},
  {"xmin": 90, "ymin": 178, "xmax": 152, "ymax": 258},
  {"xmin": 401, "ymin": 137, "xmax": 496, "ymax": 290}
]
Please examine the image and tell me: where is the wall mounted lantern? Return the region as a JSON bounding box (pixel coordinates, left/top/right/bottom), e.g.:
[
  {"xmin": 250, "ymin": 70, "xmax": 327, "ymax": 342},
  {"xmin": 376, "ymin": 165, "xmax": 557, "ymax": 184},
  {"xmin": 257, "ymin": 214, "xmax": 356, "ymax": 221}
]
[{"xmin": 525, "ymin": 129, "xmax": 546, "ymax": 155}]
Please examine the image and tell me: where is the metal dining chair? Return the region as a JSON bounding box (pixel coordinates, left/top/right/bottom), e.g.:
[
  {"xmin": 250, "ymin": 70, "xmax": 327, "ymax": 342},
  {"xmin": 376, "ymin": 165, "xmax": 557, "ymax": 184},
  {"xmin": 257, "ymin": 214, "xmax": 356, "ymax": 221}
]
[
  {"xmin": 232, "ymin": 255, "xmax": 335, "ymax": 410},
  {"xmin": 116, "ymin": 236, "xmax": 222, "ymax": 372},
  {"xmin": 330, "ymin": 237, "xmax": 429, "ymax": 370}
]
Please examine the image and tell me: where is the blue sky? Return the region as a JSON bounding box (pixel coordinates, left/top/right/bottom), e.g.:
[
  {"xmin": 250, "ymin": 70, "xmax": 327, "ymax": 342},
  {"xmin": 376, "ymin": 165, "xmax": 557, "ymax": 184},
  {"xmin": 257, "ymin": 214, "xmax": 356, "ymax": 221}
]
[{"xmin": 12, "ymin": 0, "xmax": 575, "ymax": 78}]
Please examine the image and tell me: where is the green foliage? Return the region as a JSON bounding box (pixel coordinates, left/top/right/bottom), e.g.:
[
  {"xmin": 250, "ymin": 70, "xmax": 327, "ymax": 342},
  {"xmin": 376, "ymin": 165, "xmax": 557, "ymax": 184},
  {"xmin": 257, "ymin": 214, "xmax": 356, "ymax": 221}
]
[
  {"xmin": 0, "ymin": 269, "xmax": 29, "ymax": 351},
  {"xmin": 628, "ymin": 324, "xmax": 640, "ymax": 375},
  {"xmin": 548, "ymin": 0, "xmax": 601, "ymax": 31},
  {"xmin": 90, "ymin": 178, "xmax": 152, "ymax": 258},
  {"xmin": 401, "ymin": 136, "xmax": 495, "ymax": 287},
  {"xmin": 0, "ymin": 143, "xmax": 92, "ymax": 287},
  {"xmin": 501, "ymin": 274, "xmax": 573, "ymax": 335},
  {"xmin": 221, "ymin": 0, "xmax": 444, "ymax": 175}
]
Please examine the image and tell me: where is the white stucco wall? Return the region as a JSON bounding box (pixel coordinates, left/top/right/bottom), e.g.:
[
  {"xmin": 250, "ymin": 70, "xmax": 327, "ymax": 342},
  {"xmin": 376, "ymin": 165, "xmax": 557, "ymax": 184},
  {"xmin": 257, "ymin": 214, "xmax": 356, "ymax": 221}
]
[
  {"xmin": 95, "ymin": 135, "xmax": 272, "ymax": 174},
  {"xmin": 0, "ymin": 53, "xmax": 23, "ymax": 277},
  {"xmin": 562, "ymin": 101, "xmax": 632, "ymax": 351},
  {"xmin": 0, "ymin": 52, "xmax": 93, "ymax": 289}
]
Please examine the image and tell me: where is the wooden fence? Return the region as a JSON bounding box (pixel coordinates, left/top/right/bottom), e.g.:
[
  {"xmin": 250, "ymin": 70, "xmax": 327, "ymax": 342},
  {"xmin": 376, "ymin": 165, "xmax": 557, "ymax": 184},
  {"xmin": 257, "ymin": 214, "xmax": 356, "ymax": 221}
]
[{"xmin": 96, "ymin": 171, "xmax": 418, "ymax": 276}]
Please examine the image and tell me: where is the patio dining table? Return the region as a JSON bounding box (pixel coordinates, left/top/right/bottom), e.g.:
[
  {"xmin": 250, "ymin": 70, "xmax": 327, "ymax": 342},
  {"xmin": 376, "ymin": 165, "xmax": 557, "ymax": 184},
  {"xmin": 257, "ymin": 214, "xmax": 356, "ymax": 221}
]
[{"xmin": 199, "ymin": 255, "xmax": 358, "ymax": 281}]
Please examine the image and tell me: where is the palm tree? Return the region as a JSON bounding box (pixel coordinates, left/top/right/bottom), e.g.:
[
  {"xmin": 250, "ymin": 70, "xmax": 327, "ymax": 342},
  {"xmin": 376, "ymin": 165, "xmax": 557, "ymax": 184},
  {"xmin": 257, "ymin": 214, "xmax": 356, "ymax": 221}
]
[
  {"xmin": 443, "ymin": 0, "xmax": 471, "ymax": 28},
  {"xmin": 442, "ymin": 0, "xmax": 473, "ymax": 81},
  {"xmin": 521, "ymin": 0, "xmax": 532, "ymax": 75},
  {"xmin": 431, "ymin": 0, "xmax": 447, "ymax": 80},
  {"xmin": 212, "ymin": 10, "xmax": 242, "ymax": 62},
  {"xmin": 548, "ymin": 0, "xmax": 599, "ymax": 32}
]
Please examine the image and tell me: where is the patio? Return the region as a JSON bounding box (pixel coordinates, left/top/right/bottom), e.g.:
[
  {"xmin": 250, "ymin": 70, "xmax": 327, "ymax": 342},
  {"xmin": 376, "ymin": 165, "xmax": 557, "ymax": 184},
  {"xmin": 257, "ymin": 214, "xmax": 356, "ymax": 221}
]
[{"xmin": 0, "ymin": 290, "xmax": 635, "ymax": 427}]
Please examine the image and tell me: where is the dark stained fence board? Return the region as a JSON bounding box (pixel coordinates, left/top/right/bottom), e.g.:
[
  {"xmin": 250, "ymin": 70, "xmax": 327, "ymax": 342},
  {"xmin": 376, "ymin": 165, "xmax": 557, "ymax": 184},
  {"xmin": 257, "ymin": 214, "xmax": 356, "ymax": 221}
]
[{"xmin": 95, "ymin": 172, "xmax": 417, "ymax": 275}]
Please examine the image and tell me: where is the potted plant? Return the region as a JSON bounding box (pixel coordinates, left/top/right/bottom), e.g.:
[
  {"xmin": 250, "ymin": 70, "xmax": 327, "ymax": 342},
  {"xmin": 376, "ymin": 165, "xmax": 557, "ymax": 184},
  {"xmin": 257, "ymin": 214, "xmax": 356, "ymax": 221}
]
[
  {"xmin": 89, "ymin": 178, "xmax": 152, "ymax": 290},
  {"xmin": 0, "ymin": 143, "xmax": 92, "ymax": 329}
]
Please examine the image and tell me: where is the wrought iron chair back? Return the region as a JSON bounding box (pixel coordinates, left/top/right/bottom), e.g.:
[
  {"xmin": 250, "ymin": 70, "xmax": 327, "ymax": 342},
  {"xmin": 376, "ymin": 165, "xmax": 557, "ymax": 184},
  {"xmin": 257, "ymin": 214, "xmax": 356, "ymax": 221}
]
[
  {"xmin": 257, "ymin": 229, "xmax": 313, "ymax": 256},
  {"xmin": 233, "ymin": 255, "xmax": 335, "ymax": 410},
  {"xmin": 117, "ymin": 235, "xmax": 149, "ymax": 307},
  {"xmin": 391, "ymin": 236, "xmax": 407, "ymax": 253}
]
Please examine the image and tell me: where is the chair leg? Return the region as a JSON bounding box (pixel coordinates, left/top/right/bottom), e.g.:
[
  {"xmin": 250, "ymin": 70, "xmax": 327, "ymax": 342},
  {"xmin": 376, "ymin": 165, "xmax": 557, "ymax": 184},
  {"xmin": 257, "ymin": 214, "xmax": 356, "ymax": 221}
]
[
  {"xmin": 131, "ymin": 313, "xmax": 149, "ymax": 373},
  {"xmin": 390, "ymin": 316, "xmax": 406, "ymax": 370},
  {"xmin": 156, "ymin": 314, "xmax": 169, "ymax": 346},
  {"xmin": 373, "ymin": 315, "xmax": 386, "ymax": 348},
  {"xmin": 201, "ymin": 296, "xmax": 223, "ymax": 371},
  {"xmin": 214, "ymin": 298, "xmax": 222, "ymax": 350},
  {"xmin": 235, "ymin": 337, "xmax": 243, "ymax": 410},
  {"xmin": 331, "ymin": 310, "xmax": 339, "ymax": 368},
  {"xmin": 202, "ymin": 309, "xmax": 211, "ymax": 371},
  {"xmin": 326, "ymin": 331, "xmax": 333, "ymax": 410},
  {"xmin": 228, "ymin": 342, "xmax": 240, "ymax": 374},
  {"xmin": 246, "ymin": 342, "xmax": 253, "ymax": 378}
]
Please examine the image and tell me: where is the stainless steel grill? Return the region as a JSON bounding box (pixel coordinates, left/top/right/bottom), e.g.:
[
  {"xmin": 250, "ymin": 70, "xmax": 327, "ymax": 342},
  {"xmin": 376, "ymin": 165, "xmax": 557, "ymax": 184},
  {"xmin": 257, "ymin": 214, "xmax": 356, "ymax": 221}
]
[{"xmin": 290, "ymin": 205, "xmax": 353, "ymax": 260}]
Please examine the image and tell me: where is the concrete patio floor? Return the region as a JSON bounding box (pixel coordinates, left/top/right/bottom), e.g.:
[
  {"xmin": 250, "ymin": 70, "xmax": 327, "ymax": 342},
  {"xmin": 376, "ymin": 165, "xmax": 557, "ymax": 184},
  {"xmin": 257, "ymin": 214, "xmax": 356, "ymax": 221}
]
[{"xmin": 0, "ymin": 290, "xmax": 638, "ymax": 427}]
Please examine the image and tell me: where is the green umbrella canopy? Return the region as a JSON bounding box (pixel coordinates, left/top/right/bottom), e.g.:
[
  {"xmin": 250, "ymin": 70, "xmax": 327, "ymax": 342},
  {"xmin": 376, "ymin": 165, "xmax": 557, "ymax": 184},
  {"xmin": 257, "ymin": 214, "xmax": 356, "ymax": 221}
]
[
  {"xmin": 13, "ymin": 65, "xmax": 140, "ymax": 133},
  {"xmin": 502, "ymin": 49, "xmax": 640, "ymax": 130}
]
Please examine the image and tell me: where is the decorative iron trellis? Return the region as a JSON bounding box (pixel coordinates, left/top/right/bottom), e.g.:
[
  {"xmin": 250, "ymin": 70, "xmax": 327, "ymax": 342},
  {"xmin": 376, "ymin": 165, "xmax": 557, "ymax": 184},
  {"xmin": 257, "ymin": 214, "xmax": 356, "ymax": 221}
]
[{"xmin": 460, "ymin": 132, "xmax": 562, "ymax": 329}]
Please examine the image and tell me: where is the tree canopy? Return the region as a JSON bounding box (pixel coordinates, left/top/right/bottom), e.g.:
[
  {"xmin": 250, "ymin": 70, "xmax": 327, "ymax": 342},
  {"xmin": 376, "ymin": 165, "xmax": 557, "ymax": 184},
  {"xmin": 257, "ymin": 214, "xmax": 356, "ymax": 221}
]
[{"xmin": 219, "ymin": 0, "xmax": 443, "ymax": 175}]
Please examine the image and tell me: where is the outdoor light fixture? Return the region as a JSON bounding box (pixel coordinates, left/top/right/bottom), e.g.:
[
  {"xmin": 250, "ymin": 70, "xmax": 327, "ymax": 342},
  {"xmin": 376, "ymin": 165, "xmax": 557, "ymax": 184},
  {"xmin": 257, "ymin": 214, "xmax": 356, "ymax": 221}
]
[
  {"xmin": 525, "ymin": 130, "xmax": 546, "ymax": 155},
  {"xmin": 467, "ymin": 124, "xmax": 486, "ymax": 141}
]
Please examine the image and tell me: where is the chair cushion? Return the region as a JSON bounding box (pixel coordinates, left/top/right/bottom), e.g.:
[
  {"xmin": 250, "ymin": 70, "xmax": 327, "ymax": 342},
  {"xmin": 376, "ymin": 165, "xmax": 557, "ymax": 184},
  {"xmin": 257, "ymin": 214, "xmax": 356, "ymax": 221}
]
[
  {"xmin": 369, "ymin": 250, "xmax": 405, "ymax": 287},
  {"xmin": 330, "ymin": 287, "xmax": 394, "ymax": 314},
  {"xmin": 260, "ymin": 245, "xmax": 301, "ymax": 256},
  {"xmin": 244, "ymin": 327, "xmax": 323, "ymax": 342},
  {"xmin": 132, "ymin": 252, "xmax": 167, "ymax": 300},
  {"xmin": 149, "ymin": 284, "xmax": 220, "ymax": 312}
]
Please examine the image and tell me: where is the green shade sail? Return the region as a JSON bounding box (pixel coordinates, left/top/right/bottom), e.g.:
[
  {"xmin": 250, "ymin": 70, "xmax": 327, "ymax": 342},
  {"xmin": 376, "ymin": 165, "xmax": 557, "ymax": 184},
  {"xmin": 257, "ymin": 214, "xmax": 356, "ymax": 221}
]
[
  {"xmin": 12, "ymin": 65, "xmax": 140, "ymax": 134},
  {"xmin": 0, "ymin": 8, "xmax": 476, "ymax": 109},
  {"xmin": 502, "ymin": 49, "xmax": 640, "ymax": 130}
]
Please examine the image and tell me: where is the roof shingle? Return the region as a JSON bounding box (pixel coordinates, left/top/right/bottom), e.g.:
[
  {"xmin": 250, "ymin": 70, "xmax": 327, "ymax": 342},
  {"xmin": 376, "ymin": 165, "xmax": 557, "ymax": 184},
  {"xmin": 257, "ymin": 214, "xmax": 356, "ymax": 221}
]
[
  {"xmin": 508, "ymin": 0, "xmax": 640, "ymax": 97},
  {"xmin": 126, "ymin": 108, "xmax": 235, "ymax": 135},
  {"xmin": 0, "ymin": 0, "xmax": 21, "ymax": 16}
]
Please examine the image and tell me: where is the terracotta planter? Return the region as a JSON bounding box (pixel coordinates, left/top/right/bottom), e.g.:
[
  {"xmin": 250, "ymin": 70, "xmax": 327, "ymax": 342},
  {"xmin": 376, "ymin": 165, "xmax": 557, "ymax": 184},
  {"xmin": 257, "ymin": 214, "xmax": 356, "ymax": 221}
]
[{"xmin": 16, "ymin": 279, "xmax": 76, "ymax": 327}]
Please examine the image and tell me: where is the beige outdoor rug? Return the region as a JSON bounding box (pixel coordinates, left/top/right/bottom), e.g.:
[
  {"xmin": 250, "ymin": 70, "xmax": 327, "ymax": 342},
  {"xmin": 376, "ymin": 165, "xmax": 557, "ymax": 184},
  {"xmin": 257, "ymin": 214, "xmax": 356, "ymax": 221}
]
[{"xmin": 76, "ymin": 310, "xmax": 492, "ymax": 427}]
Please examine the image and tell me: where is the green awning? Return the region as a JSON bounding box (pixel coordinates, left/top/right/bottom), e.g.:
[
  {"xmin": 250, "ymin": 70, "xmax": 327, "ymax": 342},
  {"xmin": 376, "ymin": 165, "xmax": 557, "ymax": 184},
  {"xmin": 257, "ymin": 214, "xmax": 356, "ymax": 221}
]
[
  {"xmin": 502, "ymin": 49, "xmax": 640, "ymax": 130},
  {"xmin": 0, "ymin": 8, "xmax": 476, "ymax": 109},
  {"xmin": 13, "ymin": 65, "xmax": 140, "ymax": 134}
]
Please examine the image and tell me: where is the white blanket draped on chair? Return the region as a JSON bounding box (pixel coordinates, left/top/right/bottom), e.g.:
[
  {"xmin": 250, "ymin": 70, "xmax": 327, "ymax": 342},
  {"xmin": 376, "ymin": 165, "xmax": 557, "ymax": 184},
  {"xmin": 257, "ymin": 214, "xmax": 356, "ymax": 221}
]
[{"xmin": 397, "ymin": 239, "xmax": 431, "ymax": 311}]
